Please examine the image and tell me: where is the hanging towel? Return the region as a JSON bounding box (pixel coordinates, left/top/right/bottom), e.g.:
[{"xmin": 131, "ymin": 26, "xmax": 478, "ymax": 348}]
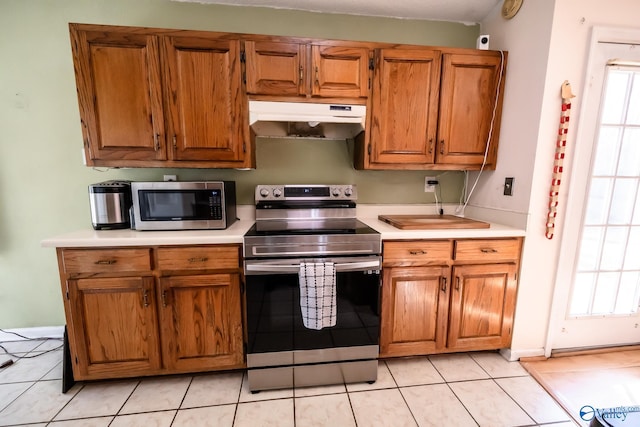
[{"xmin": 299, "ymin": 261, "xmax": 337, "ymax": 330}]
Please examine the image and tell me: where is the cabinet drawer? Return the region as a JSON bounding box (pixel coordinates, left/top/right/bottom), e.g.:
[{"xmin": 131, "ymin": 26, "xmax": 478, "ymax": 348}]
[
  {"xmin": 61, "ymin": 248, "xmax": 152, "ymax": 274},
  {"xmin": 156, "ymin": 245, "xmax": 240, "ymax": 271},
  {"xmin": 383, "ymin": 240, "xmax": 452, "ymax": 266},
  {"xmin": 454, "ymin": 239, "xmax": 521, "ymax": 263}
]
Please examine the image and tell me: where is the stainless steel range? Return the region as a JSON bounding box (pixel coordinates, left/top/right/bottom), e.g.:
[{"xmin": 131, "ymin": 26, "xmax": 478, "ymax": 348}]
[{"xmin": 243, "ymin": 184, "xmax": 381, "ymax": 392}]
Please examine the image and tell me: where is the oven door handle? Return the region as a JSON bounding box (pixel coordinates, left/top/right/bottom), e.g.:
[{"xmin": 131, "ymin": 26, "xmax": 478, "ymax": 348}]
[{"xmin": 245, "ymin": 259, "xmax": 381, "ymax": 274}]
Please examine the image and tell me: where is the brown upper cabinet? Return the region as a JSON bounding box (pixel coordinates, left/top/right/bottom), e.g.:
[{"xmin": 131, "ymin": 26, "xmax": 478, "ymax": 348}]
[
  {"xmin": 244, "ymin": 40, "xmax": 371, "ymax": 100},
  {"xmin": 364, "ymin": 48, "xmax": 442, "ymax": 167},
  {"xmin": 69, "ymin": 23, "xmax": 507, "ymax": 170},
  {"xmin": 69, "ymin": 24, "xmax": 253, "ymax": 168},
  {"xmin": 356, "ymin": 48, "xmax": 507, "ymax": 170}
]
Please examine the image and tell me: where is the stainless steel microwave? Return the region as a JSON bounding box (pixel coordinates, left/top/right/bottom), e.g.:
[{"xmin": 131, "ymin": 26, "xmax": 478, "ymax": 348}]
[{"xmin": 131, "ymin": 181, "xmax": 236, "ymax": 231}]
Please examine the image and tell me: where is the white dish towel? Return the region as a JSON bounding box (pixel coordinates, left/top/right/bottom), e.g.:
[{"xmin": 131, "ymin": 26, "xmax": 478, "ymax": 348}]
[{"xmin": 298, "ymin": 261, "xmax": 337, "ymax": 330}]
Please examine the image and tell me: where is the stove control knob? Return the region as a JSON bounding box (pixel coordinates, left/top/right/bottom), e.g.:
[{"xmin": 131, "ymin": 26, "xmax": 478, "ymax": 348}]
[
  {"xmin": 344, "ymin": 187, "xmax": 353, "ymax": 197},
  {"xmin": 273, "ymin": 188, "xmax": 282, "ymax": 198},
  {"xmin": 332, "ymin": 188, "xmax": 342, "ymax": 197},
  {"xmin": 259, "ymin": 188, "xmax": 270, "ymax": 198}
]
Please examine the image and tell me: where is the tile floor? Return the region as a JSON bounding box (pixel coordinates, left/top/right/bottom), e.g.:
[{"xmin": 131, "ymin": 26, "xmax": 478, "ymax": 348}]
[{"xmin": 0, "ymin": 339, "xmax": 577, "ymax": 427}]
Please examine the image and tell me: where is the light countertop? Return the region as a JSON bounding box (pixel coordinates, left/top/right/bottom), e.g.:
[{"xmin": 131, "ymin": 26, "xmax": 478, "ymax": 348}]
[{"xmin": 42, "ymin": 204, "xmax": 526, "ymax": 248}]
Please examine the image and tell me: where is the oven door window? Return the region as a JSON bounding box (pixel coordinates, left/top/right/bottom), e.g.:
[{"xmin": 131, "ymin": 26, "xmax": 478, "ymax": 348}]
[{"xmin": 246, "ymin": 271, "xmax": 380, "ymax": 354}]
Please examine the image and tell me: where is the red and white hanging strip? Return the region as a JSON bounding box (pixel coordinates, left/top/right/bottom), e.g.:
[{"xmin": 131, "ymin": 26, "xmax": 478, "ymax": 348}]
[{"xmin": 546, "ymin": 81, "xmax": 576, "ymax": 239}]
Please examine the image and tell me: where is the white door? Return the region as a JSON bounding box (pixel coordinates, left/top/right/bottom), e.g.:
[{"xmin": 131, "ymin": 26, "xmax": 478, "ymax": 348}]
[{"xmin": 550, "ymin": 33, "xmax": 640, "ymax": 351}]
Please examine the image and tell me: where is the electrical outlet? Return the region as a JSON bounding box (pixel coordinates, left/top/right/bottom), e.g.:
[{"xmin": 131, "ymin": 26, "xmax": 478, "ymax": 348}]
[
  {"xmin": 424, "ymin": 176, "xmax": 436, "ymax": 193},
  {"xmin": 504, "ymin": 177, "xmax": 514, "ymax": 196}
]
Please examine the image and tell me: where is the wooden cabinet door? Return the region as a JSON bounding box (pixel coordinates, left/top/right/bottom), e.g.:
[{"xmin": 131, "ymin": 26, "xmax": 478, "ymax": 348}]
[
  {"xmin": 159, "ymin": 273, "xmax": 243, "ymax": 372},
  {"xmin": 311, "ymin": 45, "xmax": 369, "ymax": 98},
  {"xmin": 69, "ymin": 25, "xmax": 166, "ymax": 164},
  {"xmin": 163, "ymin": 37, "xmax": 249, "ymax": 165},
  {"xmin": 436, "ymin": 53, "xmax": 505, "ymax": 167},
  {"xmin": 367, "ymin": 49, "xmax": 441, "ymax": 168},
  {"xmin": 380, "ymin": 266, "xmax": 450, "ymax": 357},
  {"xmin": 448, "ymin": 263, "xmax": 517, "ymax": 350},
  {"xmin": 245, "ymin": 41, "xmax": 306, "ymax": 96},
  {"xmin": 66, "ymin": 276, "xmax": 161, "ymax": 380}
]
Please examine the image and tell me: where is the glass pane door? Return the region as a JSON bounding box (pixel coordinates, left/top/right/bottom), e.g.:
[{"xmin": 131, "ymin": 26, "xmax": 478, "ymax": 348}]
[
  {"xmin": 551, "ymin": 39, "xmax": 640, "ymax": 352},
  {"xmin": 569, "ymin": 65, "xmax": 640, "ymax": 318}
]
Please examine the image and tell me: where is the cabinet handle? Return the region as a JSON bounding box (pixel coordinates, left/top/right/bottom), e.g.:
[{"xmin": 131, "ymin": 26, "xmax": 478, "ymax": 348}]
[
  {"xmin": 299, "ymin": 65, "xmax": 304, "ymax": 83},
  {"xmin": 188, "ymin": 257, "xmax": 209, "ymax": 263},
  {"xmin": 315, "ymin": 66, "xmax": 319, "ymax": 86},
  {"xmin": 409, "ymin": 250, "xmax": 427, "ymax": 255},
  {"xmin": 440, "ymin": 140, "xmax": 445, "ymax": 155},
  {"xmin": 95, "ymin": 259, "xmax": 116, "ymax": 265},
  {"xmin": 428, "ymin": 139, "xmax": 434, "ymax": 154},
  {"xmin": 161, "ymin": 290, "xmax": 167, "ymax": 307},
  {"xmin": 455, "ymin": 277, "xmax": 460, "ymax": 291},
  {"xmin": 154, "ymin": 133, "xmax": 160, "ymax": 151},
  {"xmin": 142, "ymin": 289, "xmax": 149, "ymax": 307},
  {"xmin": 441, "ymin": 277, "xmax": 447, "ymax": 292},
  {"xmin": 480, "ymin": 248, "xmax": 498, "ymax": 253},
  {"xmin": 172, "ymin": 135, "xmax": 177, "ymax": 150}
]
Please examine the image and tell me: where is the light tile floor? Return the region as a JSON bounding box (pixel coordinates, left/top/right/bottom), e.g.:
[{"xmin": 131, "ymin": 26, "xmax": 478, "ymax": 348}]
[{"xmin": 0, "ymin": 340, "xmax": 578, "ymax": 427}]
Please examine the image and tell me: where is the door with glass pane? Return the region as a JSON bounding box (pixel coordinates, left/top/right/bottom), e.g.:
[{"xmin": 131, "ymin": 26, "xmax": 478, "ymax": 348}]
[{"xmin": 552, "ymin": 40, "xmax": 640, "ymax": 350}]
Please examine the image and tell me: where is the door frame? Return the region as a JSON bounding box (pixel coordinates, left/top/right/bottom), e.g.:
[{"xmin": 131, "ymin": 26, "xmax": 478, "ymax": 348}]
[{"xmin": 545, "ymin": 26, "xmax": 640, "ymax": 357}]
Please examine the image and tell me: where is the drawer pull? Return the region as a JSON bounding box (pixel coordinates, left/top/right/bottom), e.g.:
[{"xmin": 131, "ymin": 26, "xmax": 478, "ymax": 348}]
[
  {"xmin": 441, "ymin": 277, "xmax": 447, "ymax": 292},
  {"xmin": 455, "ymin": 277, "xmax": 460, "ymax": 291},
  {"xmin": 161, "ymin": 290, "xmax": 167, "ymax": 307},
  {"xmin": 142, "ymin": 290, "xmax": 149, "ymax": 307},
  {"xmin": 95, "ymin": 259, "xmax": 116, "ymax": 265},
  {"xmin": 409, "ymin": 250, "xmax": 427, "ymax": 255},
  {"xmin": 188, "ymin": 257, "xmax": 209, "ymax": 263},
  {"xmin": 480, "ymin": 248, "xmax": 498, "ymax": 253}
]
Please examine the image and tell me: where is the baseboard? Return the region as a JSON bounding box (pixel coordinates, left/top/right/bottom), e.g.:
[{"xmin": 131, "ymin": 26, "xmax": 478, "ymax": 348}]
[
  {"xmin": 0, "ymin": 326, "xmax": 65, "ymax": 342},
  {"xmin": 550, "ymin": 344, "xmax": 640, "ymax": 358},
  {"xmin": 500, "ymin": 347, "xmax": 546, "ymax": 362}
]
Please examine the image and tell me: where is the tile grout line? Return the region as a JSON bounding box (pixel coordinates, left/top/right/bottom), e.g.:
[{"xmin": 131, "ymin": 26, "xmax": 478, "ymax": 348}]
[
  {"xmin": 0, "ymin": 380, "xmax": 38, "ymax": 418},
  {"xmin": 493, "ymin": 376, "xmax": 573, "ymax": 426},
  {"xmin": 443, "ymin": 381, "xmax": 480, "ymax": 427},
  {"xmin": 49, "ymin": 381, "xmax": 86, "ymax": 425},
  {"xmin": 170, "ymin": 375, "xmax": 195, "ymax": 426},
  {"xmin": 345, "ymin": 385, "xmax": 359, "ymax": 427},
  {"xmin": 103, "ymin": 379, "xmax": 140, "ymax": 426},
  {"xmin": 230, "ymin": 373, "xmax": 244, "ymax": 427},
  {"xmin": 428, "ymin": 354, "xmax": 481, "ymax": 427},
  {"xmin": 385, "ymin": 358, "xmax": 420, "ymax": 427}
]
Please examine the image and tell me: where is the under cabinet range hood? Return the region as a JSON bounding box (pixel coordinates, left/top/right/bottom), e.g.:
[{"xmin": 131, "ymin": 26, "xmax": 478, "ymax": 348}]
[{"xmin": 249, "ymin": 100, "xmax": 366, "ymax": 140}]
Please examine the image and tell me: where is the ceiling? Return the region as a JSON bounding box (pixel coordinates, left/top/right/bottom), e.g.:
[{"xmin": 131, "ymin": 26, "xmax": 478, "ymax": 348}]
[{"xmin": 174, "ymin": 0, "xmax": 503, "ymax": 24}]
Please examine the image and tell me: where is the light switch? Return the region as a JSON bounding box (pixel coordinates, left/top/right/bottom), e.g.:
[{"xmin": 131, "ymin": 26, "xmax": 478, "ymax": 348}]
[{"xmin": 504, "ymin": 177, "xmax": 514, "ymax": 196}]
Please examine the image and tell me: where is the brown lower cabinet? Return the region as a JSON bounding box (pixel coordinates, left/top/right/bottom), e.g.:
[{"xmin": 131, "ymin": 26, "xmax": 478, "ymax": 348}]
[
  {"xmin": 56, "ymin": 245, "xmax": 244, "ymax": 381},
  {"xmin": 380, "ymin": 238, "xmax": 522, "ymax": 358}
]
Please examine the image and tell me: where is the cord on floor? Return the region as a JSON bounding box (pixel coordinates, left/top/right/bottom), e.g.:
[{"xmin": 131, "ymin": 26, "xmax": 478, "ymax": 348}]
[{"xmin": 0, "ymin": 328, "xmax": 63, "ymax": 362}]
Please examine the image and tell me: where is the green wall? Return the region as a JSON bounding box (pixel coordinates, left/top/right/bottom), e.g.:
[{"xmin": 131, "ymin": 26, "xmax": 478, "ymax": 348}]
[{"xmin": 0, "ymin": 0, "xmax": 478, "ymax": 328}]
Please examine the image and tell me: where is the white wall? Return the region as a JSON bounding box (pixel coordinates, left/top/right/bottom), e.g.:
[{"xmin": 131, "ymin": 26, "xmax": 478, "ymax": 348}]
[{"xmin": 481, "ymin": 0, "xmax": 640, "ymax": 357}]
